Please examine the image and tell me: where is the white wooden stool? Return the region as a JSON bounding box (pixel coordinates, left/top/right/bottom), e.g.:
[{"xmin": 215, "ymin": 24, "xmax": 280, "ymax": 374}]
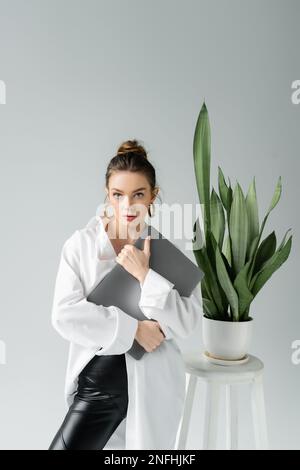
[{"xmin": 176, "ymin": 352, "xmax": 269, "ymax": 450}]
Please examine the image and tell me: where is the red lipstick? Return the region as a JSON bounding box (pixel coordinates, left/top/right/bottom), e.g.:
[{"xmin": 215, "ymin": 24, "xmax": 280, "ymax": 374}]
[{"xmin": 124, "ymin": 215, "xmax": 137, "ymax": 222}]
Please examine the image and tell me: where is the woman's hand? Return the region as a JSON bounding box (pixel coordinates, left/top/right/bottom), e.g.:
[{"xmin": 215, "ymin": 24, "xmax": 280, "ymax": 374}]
[
  {"xmin": 116, "ymin": 235, "xmax": 151, "ymax": 284},
  {"xmin": 135, "ymin": 320, "xmax": 165, "ymax": 352}
]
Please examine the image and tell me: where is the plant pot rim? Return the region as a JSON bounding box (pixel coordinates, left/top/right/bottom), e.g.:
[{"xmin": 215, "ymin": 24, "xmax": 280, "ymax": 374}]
[{"xmin": 203, "ymin": 315, "xmax": 253, "ymax": 323}]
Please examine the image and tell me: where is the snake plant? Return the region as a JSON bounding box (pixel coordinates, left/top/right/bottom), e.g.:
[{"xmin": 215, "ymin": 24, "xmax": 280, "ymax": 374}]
[{"xmin": 192, "ymin": 102, "xmax": 292, "ymax": 321}]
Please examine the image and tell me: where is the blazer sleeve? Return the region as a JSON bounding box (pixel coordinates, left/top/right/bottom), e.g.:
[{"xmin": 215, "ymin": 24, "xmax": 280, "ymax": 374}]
[
  {"xmin": 138, "ymin": 268, "xmax": 203, "ymax": 339},
  {"xmin": 51, "ymin": 231, "xmax": 139, "ymax": 355}
]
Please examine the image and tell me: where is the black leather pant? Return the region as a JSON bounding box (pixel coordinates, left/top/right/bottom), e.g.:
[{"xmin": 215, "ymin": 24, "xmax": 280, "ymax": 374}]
[{"xmin": 48, "ymin": 353, "xmax": 128, "ymax": 450}]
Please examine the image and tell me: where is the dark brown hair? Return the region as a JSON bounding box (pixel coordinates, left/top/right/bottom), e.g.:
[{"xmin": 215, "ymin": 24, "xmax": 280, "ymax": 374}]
[{"xmin": 105, "ymin": 139, "xmax": 162, "ymax": 215}]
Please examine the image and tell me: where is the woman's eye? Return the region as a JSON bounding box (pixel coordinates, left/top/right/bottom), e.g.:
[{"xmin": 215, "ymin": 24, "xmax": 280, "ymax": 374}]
[{"xmin": 112, "ymin": 192, "xmax": 144, "ymax": 199}]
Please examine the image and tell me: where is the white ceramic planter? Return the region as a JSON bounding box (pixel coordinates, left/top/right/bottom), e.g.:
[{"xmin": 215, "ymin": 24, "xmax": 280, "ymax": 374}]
[{"xmin": 202, "ymin": 316, "xmax": 253, "ymax": 360}]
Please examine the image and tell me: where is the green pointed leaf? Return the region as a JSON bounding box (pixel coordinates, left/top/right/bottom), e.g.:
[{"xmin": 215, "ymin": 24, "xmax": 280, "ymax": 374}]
[
  {"xmin": 245, "ymin": 177, "xmax": 259, "ymax": 258},
  {"xmin": 253, "ymin": 231, "xmax": 276, "ymax": 275},
  {"xmin": 277, "ymin": 228, "xmax": 292, "ymax": 251},
  {"xmin": 218, "ymin": 166, "xmax": 231, "ymax": 211},
  {"xmin": 250, "ymin": 236, "xmax": 292, "ymax": 296},
  {"xmin": 201, "ymin": 276, "xmax": 210, "ymax": 299},
  {"xmin": 267, "ymin": 176, "xmax": 282, "ymax": 213},
  {"xmin": 201, "ymin": 276, "xmax": 216, "ymax": 306},
  {"xmin": 206, "ymin": 229, "xmax": 229, "ymax": 313},
  {"xmin": 246, "ymin": 234, "xmax": 260, "ymax": 282},
  {"xmin": 221, "ymin": 251, "xmax": 234, "ymax": 283},
  {"xmin": 202, "ymin": 298, "xmax": 219, "ymax": 317},
  {"xmin": 247, "ymin": 177, "xmax": 283, "ymax": 281},
  {"xmin": 193, "ymin": 102, "xmax": 211, "ymax": 235},
  {"xmin": 210, "ymin": 188, "xmax": 225, "ymax": 250},
  {"xmin": 233, "ymin": 261, "xmax": 254, "ymax": 318},
  {"xmin": 215, "ymin": 244, "xmax": 239, "ymax": 321},
  {"xmin": 248, "ymin": 234, "xmax": 260, "ymax": 261},
  {"xmin": 229, "ymin": 183, "xmax": 248, "ymax": 275},
  {"xmin": 223, "ymin": 234, "xmax": 232, "ymax": 266},
  {"xmin": 192, "ymin": 216, "xmax": 205, "ymax": 250},
  {"xmin": 193, "ymin": 246, "xmax": 226, "ymax": 316}
]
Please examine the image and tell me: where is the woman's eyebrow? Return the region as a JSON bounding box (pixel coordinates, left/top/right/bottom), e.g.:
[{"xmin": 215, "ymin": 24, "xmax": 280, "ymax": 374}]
[{"xmin": 111, "ymin": 187, "xmax": 146, "ymax": 193}]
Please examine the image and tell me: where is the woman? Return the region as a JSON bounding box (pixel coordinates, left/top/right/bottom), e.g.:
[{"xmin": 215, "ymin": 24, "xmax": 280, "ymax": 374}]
[{"xmin": 48, "ymin": 139, "xmax": 203, "ymax": 450}]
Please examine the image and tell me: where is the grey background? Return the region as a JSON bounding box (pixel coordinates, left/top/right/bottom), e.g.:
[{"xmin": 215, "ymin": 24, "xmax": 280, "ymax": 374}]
[{"xmin": 0, "ymin": 0, "xmax": 299, "ymax": 450}]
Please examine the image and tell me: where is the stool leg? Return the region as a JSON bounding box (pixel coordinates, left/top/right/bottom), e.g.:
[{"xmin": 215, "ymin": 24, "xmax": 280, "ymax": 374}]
[
  {"xmin": 251, "ymin": 374, "xmax": 269, "ymax": 450},
  {"xmin": 176, "ymin": 373, "xmax": 198, "ymax": 450},
  {"xmin": 226, "ymin": 384, "xmax": 238, "ymax": 450},
  {"xmin": 203, "ymin": 381, "xmax": 220, "ymax": 450}
]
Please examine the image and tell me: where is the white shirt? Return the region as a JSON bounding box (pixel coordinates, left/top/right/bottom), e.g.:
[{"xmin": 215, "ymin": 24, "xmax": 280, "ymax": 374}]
[{"xmin": 51, "ymin": 214, "xmax": 203, "ymax": 449}]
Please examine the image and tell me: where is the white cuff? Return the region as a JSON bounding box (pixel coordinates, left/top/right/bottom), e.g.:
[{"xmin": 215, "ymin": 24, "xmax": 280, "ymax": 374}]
[
  {"xmin": 95, "ymin": 307, "xmax": 138, "ymax": 355},
  {"xmin": 139, "ymin": 268, "xmax": 174, "ymax": 310}
]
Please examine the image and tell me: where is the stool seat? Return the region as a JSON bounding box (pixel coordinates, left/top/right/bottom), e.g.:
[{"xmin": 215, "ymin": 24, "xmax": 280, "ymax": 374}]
[
  {"xmin": 176, "ymin": 351, "xmax": 269, "ymax": 450},
  {"xmin": 185, "ymin": 353, "xmax": 264, "ymax": 383}
]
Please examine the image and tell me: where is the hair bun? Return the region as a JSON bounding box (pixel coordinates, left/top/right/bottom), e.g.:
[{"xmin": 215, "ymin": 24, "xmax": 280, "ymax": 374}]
[{"xmin": 117, "ymin": 139, "xmax": 147, "ymax": 159}]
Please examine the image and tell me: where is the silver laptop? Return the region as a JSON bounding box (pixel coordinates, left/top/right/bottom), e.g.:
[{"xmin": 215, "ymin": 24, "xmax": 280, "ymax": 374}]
[{"xmin": 87, "ymin": 223, "xmax": 204, "ymax": 359}]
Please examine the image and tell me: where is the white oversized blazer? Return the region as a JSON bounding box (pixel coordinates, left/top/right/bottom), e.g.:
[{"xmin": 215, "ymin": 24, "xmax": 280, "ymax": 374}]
[{"xmin": 51, "ymin": 213, "xmax": 203, "ymax": 450}]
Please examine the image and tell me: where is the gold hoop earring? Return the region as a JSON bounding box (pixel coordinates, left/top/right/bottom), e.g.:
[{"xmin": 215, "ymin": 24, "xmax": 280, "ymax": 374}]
[{"xmin": 148, "ymin": 203, "xmax": 155, "ymax": 217}]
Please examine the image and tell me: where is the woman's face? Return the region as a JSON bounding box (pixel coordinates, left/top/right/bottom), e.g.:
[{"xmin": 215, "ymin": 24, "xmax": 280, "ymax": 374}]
[{"xmin": 105, "ymin": 171, "xmax": 157, "ymax": 234}]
